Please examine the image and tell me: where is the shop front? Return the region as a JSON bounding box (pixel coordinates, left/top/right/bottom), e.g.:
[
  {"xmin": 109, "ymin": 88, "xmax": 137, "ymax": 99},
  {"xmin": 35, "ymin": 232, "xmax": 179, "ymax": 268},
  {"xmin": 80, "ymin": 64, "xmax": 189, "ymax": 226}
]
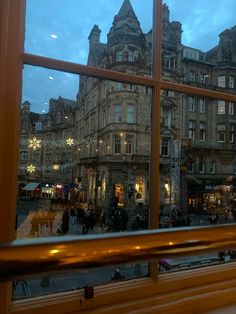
[{"xmin": 187, "ymin": 179, "xmax": 236, "ymax": 214}]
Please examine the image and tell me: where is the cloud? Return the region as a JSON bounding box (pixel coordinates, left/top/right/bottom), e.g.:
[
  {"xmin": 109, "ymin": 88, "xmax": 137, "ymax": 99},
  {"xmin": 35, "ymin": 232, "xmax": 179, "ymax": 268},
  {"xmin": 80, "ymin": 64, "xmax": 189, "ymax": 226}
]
[
  {"xmin": 166, "ymin": 0, "xmax": 236, "ymax": 50},
  {"xmin": 23, "ymin": 0, "xmax": 236, "ymax": 112}
]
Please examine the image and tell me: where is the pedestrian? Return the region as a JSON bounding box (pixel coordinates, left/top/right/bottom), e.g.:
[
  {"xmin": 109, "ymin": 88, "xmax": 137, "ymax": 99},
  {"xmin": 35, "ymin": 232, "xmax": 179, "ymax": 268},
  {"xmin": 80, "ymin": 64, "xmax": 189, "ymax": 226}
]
[
  {"xmin": 58, "ymin": 209, "xmax": 69, "ymax": 234},
  {"xmin": 111, "ymin": 267, "xmax": 125, "ymax": 282},
  {"xmin": 70, "ymin": 207, "xmax": 76, "ymax": 224},
  {"xmin": 224, "ymin": 208, "xmax": 229, "ymax": 220}
]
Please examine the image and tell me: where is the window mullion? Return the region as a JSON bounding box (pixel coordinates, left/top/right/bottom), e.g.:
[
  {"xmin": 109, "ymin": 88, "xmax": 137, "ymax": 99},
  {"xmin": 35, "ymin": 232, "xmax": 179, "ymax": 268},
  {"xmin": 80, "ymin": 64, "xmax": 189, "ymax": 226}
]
[{"xmin": 149, "ymin": 0, "xmax": 162, "ymax": 280}]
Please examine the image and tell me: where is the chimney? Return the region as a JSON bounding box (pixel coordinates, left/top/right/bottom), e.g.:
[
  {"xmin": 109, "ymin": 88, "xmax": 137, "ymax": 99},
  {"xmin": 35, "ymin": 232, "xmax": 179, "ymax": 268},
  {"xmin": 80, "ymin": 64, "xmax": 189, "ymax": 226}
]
[{"xmin": 88, "ymin": 24, "xmax": 101, "ymax": 50}]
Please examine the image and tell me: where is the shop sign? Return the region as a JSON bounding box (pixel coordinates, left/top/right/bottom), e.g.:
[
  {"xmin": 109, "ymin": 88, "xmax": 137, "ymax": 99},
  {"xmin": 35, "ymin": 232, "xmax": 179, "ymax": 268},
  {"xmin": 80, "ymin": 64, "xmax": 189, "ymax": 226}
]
[{"xmin": 205, "ymin": 185, "xmax": 219, "ymax": 190}]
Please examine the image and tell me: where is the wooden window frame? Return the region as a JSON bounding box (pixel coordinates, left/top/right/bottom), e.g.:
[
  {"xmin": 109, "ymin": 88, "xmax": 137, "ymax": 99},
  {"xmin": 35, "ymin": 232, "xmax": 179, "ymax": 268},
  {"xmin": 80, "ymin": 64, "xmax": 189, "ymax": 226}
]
[{"xmin": 2, "ymin": 1, "xmax": 236, "ymax": 313}]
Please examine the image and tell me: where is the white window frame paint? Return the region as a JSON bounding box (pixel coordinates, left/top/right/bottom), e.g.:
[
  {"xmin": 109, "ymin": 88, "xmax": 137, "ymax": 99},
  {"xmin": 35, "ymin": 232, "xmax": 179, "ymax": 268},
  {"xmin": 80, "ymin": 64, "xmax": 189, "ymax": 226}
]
[
  {"xmin": 188, "ymin": 96, "xmax": 196, "ymax": 112},
  {"xmin": 218, "ymin": 75, "xmax": 226, "ymax": 87}
]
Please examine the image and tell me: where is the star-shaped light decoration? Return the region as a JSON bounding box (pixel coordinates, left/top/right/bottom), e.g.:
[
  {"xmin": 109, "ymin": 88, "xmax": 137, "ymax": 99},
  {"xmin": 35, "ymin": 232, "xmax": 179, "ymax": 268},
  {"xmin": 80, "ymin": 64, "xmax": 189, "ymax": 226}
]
[
  {"xmin": 66, "ymin": 137, "xmax": 74, "ymax": 146},
  {"xmin": 27, "ymin": 164, "xmax": 36, "ymax": 173},
  {"xmin": 28, "ymin": 137, "xmax": 41, "ymax": 151},
  {"xmin": 53, "ymin": 164, "xmax": 60, "ymax": 170}
]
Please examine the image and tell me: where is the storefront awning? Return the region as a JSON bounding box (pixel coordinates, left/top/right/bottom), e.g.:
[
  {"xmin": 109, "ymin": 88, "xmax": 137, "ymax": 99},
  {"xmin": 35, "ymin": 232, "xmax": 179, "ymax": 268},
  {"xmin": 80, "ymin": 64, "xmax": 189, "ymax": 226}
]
[{"xmin": 22, "ymin": 182, "xmax": 40, "ymax": 191}]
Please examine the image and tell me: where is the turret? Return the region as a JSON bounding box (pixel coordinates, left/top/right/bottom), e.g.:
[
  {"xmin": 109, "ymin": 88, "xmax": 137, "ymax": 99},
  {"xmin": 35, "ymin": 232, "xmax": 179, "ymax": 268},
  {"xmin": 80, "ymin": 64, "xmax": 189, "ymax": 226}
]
[{"xmin": 162, "ymin": 3, "xmax": 170, "ymax": 23}]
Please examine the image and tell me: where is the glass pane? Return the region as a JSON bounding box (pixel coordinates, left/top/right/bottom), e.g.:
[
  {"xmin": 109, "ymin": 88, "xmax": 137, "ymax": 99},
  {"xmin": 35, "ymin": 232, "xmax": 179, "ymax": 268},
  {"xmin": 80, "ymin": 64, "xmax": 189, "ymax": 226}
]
[
  {"xmin": 25, "ymin": 0, "xmax": 153, "ymax": 75},
  {"xmin": 12, "ymin": 263, "xmax": 149, "ymax": 299},
  {"xmin": 159, "ymin": 90, "xmax": 236, "ymax": 271},
  {"xmin": 161, "ymin": 1, "xmax": 236, "ymax": 86},
  {"xmin": 15, "ymin": 64, "xmax": 152, "ymax": 298}
]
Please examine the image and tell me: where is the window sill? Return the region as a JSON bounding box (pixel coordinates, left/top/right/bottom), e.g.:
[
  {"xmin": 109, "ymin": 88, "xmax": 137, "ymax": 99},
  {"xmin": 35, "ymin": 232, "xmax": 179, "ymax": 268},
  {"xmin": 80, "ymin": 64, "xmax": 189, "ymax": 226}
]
[{"xmin": 11, "ymin": 262, "xmax": 236, "ymax": 314}]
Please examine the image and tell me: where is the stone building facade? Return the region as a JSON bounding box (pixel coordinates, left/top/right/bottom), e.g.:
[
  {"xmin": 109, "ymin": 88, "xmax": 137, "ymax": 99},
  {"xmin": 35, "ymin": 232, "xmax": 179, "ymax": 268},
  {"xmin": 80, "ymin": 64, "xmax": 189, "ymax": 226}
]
[{"xmin": 19, "ymin": 0, "xmax": 236, "ymax": 214}]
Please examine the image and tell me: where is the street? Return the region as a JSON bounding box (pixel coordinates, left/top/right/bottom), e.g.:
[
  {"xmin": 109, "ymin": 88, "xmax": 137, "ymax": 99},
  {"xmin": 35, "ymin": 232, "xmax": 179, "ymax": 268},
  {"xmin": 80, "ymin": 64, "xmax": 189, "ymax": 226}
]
[{"xmin": 14, "ymin": 199, "xmax": 235, "ymax": 299}]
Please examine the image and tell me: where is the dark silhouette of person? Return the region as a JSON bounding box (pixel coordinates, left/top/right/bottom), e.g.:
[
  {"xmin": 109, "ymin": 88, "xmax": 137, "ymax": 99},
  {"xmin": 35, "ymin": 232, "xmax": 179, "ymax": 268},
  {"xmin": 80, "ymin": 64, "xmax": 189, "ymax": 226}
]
[{"xmin": 111, "ymin": 267, "xmax": 125, "ymax": 282}]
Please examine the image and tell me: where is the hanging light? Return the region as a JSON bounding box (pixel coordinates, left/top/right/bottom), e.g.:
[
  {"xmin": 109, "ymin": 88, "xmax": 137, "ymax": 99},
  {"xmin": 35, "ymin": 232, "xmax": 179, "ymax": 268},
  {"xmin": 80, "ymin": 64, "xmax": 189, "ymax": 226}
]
[
  {"xmin": 66, "ymin": 137, "xmax": 74, "ymax": 146},
  {"xmin": 27, "ymin": 164, "xmax": 36, "ymax": 173},
  {"xmin": 28, "ymin": 137, "xmax": 41, "ymax": 150}
]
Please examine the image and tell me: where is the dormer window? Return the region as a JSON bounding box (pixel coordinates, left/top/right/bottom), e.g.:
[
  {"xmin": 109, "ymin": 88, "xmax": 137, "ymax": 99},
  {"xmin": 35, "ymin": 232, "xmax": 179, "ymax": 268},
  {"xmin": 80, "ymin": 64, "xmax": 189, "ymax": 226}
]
[{"xmin": 35, "ymin": 122, "xmax": 42, "ymax": 131}]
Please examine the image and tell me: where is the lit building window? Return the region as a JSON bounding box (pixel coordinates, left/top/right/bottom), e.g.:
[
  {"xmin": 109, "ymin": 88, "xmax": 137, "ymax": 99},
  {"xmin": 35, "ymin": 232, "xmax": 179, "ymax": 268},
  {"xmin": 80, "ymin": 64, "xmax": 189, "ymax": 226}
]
[
  {"xmin": 217, "ymin": 100, "xmax": 225, "ymax": 114},
  {"xmin": 135, "ymin": 176, "xmax": 145, "ymax": 203}
]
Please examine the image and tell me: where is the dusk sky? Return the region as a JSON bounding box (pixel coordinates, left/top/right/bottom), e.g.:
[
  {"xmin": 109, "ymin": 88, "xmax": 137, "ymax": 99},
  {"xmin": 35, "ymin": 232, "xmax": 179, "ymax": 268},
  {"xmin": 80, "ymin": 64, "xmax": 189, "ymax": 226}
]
[{"xmin": 23, "ymin": 0, "xmax": 236, "ymax": 113}]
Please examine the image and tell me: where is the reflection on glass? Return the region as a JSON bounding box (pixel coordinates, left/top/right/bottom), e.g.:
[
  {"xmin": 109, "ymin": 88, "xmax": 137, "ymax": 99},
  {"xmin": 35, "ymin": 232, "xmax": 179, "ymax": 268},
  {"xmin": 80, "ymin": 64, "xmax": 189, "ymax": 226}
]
[
  {"xmin": 161, "ymin": 1, "xmax": 236, "ymax": 90},
  {"xmin": 159, "ymin": 91, "xmax": 236, "ymax": 271},
  {"xmin": 12, "ymin": 263, "xmax": 149, "ymax": 299},
  {"xmin": 18, "ymin": 66, "xmax": 151, "ymax": 240},
  {"xmin": 158, "ymin": 251, "xmax": 236, "ymax": 273},
  {"xmin": 15, "ymin": 65, "xmax": 151, "ymax": 298},
  {"xmin": 160, "ymin": 93, "xmax": 236, "ymax": 228},
  {"xmin": 25, "ymin": 0, "xmax": 153, "ymax": 73}
]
